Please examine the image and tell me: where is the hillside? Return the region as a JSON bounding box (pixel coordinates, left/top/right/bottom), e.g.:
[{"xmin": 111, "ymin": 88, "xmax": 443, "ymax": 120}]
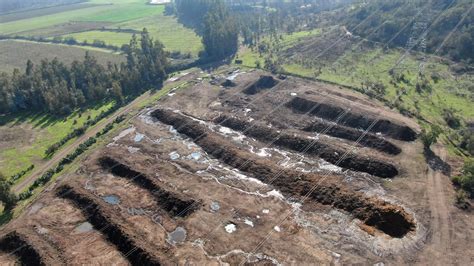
[{"xmin": 343, "ymin": 0, "xmax": 474, "ymax": 62}]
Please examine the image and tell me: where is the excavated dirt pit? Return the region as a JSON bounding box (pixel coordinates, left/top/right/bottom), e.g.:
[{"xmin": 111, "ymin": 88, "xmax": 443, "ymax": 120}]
[
  {"xmin": 0, "ymin": 232, "xmax": 43, "ymax": 265},
  {"xmin": 98, "ymin": 156, "xmax": 199, "ymax": 217},
  {"xmin": 152, "ymin": 109, "xmax": 414, "ymax": 237},
  {"xmin": 243, "ymin": 75, "xmax": 279, "ymax": 95},
  {"xmin": 214, "ymin": 114, "xmax": 399, "ymax": 178},
  {"xmin": 287, "ymin": 97, "xmax": 417, "ymax": 141},
  {"xmin": 2, "ymin": 68, "xmax": 445, "ymax": 265}
]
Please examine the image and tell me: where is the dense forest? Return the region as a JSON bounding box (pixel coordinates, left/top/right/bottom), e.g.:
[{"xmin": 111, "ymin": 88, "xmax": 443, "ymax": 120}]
[
  {"xmin": 344, "ymin": 0, "xmax": 474, "ymax": 62},
  {"xmin": 0, "ymin": 29, "xmax": 167, "ymax": 115}
]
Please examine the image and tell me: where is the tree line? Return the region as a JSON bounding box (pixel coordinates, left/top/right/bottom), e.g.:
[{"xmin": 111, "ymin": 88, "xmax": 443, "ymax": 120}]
[{"xmin": 0, "ymin": 28, "xmax": 168, "ymax": 116}]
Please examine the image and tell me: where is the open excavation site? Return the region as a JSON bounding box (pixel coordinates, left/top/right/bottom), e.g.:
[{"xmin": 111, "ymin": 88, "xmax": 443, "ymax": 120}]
[{"xmin": 1, "ymin": 68, "xmax": 472, "ymax": 265}]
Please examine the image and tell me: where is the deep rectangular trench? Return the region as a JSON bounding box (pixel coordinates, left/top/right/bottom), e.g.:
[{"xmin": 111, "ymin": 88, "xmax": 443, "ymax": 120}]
[
  {"xmin": 152, "ymin": 109, "xmax": 416, "ymax": 238},
  {"xmin": 57, "ymin": 184, "xmax": 168, "ymax": 265},
  {"xmin": 214, "ymin": 114, "xmax": 399, "ymax": 178},
  {"xmin": 0, "ymin": 232, "xmax": 44, "ymax": 266},
  {"xmin": 98, "ymin": 156, "xmax": 199, "ymax": 218},
  {"xmin": 287, "ymin": 97, "xmax": 417, "ymax": 141}
]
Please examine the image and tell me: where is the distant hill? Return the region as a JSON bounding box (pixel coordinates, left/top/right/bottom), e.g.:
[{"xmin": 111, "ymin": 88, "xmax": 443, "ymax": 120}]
[{"xmin": 344, "ymin": 0, "xmax": 473, "ymax": 63}]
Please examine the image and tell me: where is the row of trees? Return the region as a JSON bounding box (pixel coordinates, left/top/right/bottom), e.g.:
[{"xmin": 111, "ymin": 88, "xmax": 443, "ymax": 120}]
[{"xmin": 0, "ymin": 28, "xmax": 167, "ymax": 115}]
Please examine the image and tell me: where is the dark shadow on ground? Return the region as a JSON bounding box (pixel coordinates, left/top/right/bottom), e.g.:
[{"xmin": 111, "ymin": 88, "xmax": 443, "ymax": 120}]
[
  {"xmin": 0, "ymin": 99, "xmax": 112, "ymax": 129},
  {"xmin": 424, "ymin": 147, "xmax": 451, "ymax": 176},
  {"xmin": 0, "ymin": 210, "xmax": 13, "ymax": 227}
]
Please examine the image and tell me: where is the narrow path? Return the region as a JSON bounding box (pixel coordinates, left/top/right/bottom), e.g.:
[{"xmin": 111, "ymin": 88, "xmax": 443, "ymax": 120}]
[{"xmin": 424, "ymin": 144, "xmax": 452, "ymax": 264}]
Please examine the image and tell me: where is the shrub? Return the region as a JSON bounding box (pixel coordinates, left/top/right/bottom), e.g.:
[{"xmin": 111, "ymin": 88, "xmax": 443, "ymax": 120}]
[
  {"xmin": 452, "ymin": 158, "xmax": 474, "ymax": 198},
  {"xmin": 442, "ymin": 108, "xmax": 461, "ymax": 129},
  {"xmin": 420, "ymin": 125, "xmax": 442, "ymax": 149}
]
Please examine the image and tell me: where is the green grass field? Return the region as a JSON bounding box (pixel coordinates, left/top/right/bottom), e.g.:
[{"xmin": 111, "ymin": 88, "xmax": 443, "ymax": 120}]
[
  {"xmin": 0, "ymin": 0, "xmax": 202, "ymax": 56},
  {"xmin": 0, "ymin": 101, "xmax": 114, "ymax": 179}
]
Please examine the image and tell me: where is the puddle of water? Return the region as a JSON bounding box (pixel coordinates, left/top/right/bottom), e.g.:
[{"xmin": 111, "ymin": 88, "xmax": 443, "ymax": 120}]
[
  {"xmin": 28, "ymin": 203, "xmax": 43, "ymax": 215},
  {"xmin": 35, "ymin": 226, "xmax": 49, "ymax": 235},
  {"xmin": 255, "ymin": 148, "xmax": 271, "ymax": 157},
  {"xmin": 190, "ymin": 151, "xmax": 202, "ymax": 160},
  {"xmin": 210, "ymin": 201, "xmax": 220, "ymax": 212},
  {"xmin": 167, "ymin": 227, "xmax": 187, "ymax": 245},
  {"xmin": 134, "ymin": 133, "xmax": 145, "ymax": 142},
  {"xmin": 74, "ymin": 222, "xmax": 93, "ymax": 233},
  {"xmin": 169, "ymin": 151, "xmax": 180, "ymax": 160},
  {"xmin": 102, "ymin": 195, "xmax": 120, "ymax": 205},
  {"xmin": 225, "ymin": 223, "xmax": 237, "ymax": 233}
]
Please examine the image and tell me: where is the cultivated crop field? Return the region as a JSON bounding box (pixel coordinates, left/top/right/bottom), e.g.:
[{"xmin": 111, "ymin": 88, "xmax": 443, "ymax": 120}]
[
  {"xmin": 0, "ymin": 0, "xmax": 202, "ymax": 56},
  {"xmin": 0, "ymin": 40, "xmax": 124, "ymax": 73},
  {"xmin": 1, "ymin": 67, "xmax": 471, "ymax": 264}
]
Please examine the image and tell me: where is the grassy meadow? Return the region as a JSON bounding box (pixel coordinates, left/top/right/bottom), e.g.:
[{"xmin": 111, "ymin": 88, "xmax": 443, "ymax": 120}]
[{"xmin": 0, "ymin": 102, "xmax": 115, "ymax": 179}]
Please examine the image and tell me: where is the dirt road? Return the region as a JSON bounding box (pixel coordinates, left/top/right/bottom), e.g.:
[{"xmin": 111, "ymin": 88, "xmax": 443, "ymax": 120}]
[
  {"xmin": 13, "ymin": 91, "xmax": 154, "ymax": 194},
  {"xmin": 422, "ymin": 144, "xmax": 453, "ymax": 264}
]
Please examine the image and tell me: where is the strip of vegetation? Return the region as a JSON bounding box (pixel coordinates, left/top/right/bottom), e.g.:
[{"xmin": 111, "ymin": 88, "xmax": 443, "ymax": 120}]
[
  {"xmin": 0, "ymin": 35, "xmax": 122, "ymax": 52},
  {"xmin": 18, "ymin": 115, "xmax": 125, "ymax": 201},
  {"xmin": 7, "ymin": 165, "xmax": 34, "ymax": 185},
  {"xmin": 44, "ymin": 103, "xmax": 120, "ymax": 158},
  {"xmin": 453, "ymin": 159, "xmax": 474, "ymax": 209}
]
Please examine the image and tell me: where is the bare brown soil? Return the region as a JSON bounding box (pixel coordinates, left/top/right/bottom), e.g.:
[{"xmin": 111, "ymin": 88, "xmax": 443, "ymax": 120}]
[
  {"xmin": 287, "ymin": 96, "xmax": 417, "ymax": 141},
  {"xmin": 57, "ymin": 183, "xmax": 170, "ymax": 265},
  {"xmin": 153, "ymin": 108, "xmax": 414, "ymax": 237},
  {"xmin": 214, "ymin": 114, "xmax": 399, "ymax": 177},
  {"xmin": 1, "ymin": 68, "xmax": 472, "ymax": 264},
  {"xmin": 99, "ymin": 156, "xmax": 199, "ymax": 217}
]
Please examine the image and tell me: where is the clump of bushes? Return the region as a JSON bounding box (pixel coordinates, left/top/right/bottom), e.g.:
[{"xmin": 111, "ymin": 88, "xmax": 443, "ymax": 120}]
[
  {"xmin": 442, "ymin": 108, "xmax": 461, "ymax": 129},
  {"xmin": 420, "ymin": 125, "xmax": 442, "ymax": 149},
  {"xmin": 452, "ymin": 158, "xmax": 474, "ymax": 199},
  {"xmin": 8, "ymin": 164, "xmax": 34, "ymax": 185},
  {"xmin": 0, "ymin": 173, "xmax": 18, "ymax": 211}
]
